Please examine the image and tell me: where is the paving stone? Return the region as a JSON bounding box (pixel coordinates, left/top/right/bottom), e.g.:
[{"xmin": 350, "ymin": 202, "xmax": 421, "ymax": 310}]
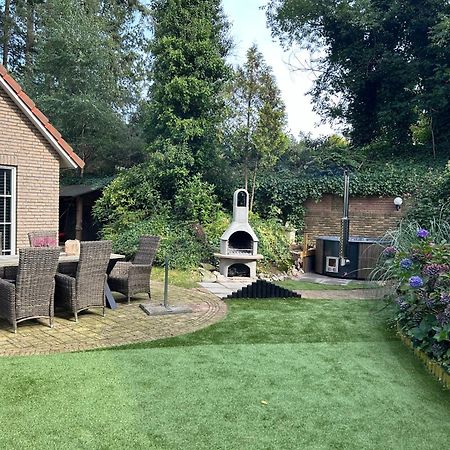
[{"xmin": 0, "ymin": 282, "xmax": 227, "ymax": 356}]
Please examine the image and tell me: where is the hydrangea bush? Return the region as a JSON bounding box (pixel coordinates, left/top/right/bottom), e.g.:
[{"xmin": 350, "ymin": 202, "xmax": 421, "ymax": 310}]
[{"xmin": 377, "ymin": 222, "xmax": 450, "ymax": 372}]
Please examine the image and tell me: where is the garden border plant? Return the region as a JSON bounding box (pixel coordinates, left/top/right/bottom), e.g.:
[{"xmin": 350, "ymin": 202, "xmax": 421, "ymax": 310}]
[{"xmin": 373, "ymin": 220, "xmax": 450, "ymax": 376}]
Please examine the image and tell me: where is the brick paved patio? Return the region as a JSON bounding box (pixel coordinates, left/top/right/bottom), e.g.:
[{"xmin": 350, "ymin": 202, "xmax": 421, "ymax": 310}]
[{"xmin": 0, "ymin": 282, "xmax": 227, "ymax": 356}]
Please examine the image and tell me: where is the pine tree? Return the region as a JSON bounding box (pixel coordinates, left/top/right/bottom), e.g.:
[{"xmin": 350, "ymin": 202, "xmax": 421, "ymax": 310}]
[
  {"xmin": 226, "ymin": 45, "xmax": 288, "ymax": 209},
  {"xmin": 21, "ymin": 0, "xmax": 148, "ymax": 172}
]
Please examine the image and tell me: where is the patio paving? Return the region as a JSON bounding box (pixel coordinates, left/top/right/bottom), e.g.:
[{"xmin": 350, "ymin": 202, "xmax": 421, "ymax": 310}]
[
  {"xmin": 0, "ymin": 282, "xmax": 227, "ymax": 356},
  {"xmin": 199, "ymin": 279, "xmax": 253, "ymax": 299}
]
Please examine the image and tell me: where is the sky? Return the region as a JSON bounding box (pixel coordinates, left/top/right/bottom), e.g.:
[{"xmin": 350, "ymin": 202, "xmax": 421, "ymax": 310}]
[{"xmin": 222, "ymin": 0, "xmax": 334, "ymax": 138}]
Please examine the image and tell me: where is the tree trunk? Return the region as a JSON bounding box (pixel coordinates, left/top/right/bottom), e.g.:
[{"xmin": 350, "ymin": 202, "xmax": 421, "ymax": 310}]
[
  {"xmin": 2, "ymin": 0, "xmax": 11, "ymax": 67},
  {"xmin": 25, "ymin": 0, "xmax": 35, "ymax": 68},
  {"xmin": 244, "ymin": 155, "xmax": 248, "ymax": 191},
  {"xmin": 244, "ymin": 77, "xmax": 253, "ymax": 191},
  {"xmin": 249, "ymin": 160, "xmax": 258, "ymax": 212},
  {"xmin": 430, "ymin": 115, "xmax": 436, "ymax": 159}
]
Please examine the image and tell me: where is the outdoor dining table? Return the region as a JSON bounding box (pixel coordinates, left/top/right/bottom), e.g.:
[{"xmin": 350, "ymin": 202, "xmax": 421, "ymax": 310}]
[{"xmin": 0, "ymin": 252, "xmax": 125, "ymax": 310}]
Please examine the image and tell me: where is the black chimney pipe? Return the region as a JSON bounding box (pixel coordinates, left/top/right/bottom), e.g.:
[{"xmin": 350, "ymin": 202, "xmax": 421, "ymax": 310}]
[{"xmin": 339, "ymin": 170, "xmax": 350, "ymax": 267}]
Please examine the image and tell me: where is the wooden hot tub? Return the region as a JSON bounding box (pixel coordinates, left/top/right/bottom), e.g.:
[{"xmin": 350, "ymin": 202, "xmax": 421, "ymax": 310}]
[{"xmin": 315, "ymin": 236, "xmax": 386, "ymax": 280}]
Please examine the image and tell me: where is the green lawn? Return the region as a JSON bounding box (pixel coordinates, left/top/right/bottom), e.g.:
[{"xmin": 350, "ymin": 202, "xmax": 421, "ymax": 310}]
[
  {"xmin": 0, "ymin": 299, "xmax": 448, "ymax": 449},
  {"xmin": 277, "ymin": 279, "xmax": 379, "ymax": 291},
  {"xmin": 151, "ymin": 267, "xmax": 201, "ymax": 289}
]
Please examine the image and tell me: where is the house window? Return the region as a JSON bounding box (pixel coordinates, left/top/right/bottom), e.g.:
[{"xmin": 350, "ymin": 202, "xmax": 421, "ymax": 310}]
[{"xmin": 0, "ymin": 166, "xmax": 16, "ymax": 255}]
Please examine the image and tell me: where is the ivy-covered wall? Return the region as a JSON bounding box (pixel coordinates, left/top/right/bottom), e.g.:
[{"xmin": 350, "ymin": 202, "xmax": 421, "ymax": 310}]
[
  {"xmin": 303, "ymin": 195, "xmax": 411, "ymax": 240},
  {"xmin": 255, "ymin": 162, "xmax": 436, "ymax": 230}
]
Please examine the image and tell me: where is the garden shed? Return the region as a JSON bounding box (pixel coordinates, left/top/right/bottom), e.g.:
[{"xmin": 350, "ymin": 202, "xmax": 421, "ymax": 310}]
[{"xmin": 0, "ymin": 64, "xmax": 84, "ymax": 255}]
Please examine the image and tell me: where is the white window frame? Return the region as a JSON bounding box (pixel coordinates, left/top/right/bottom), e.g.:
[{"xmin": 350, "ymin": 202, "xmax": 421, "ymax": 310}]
[{"xmin": 0, "ymin": 165, "xmax": 17, "ymax": 256}]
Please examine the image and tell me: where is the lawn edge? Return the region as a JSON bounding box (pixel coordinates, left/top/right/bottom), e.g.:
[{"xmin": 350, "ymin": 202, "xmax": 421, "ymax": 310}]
[{"xmin": 398, "ymin": 326, "xmax": 450, "ymax": 389}]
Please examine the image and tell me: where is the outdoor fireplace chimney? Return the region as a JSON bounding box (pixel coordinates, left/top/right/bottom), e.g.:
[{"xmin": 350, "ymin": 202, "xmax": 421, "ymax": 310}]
[{"xmin": 214, "ymin": 189, "xmax": 263, "ymax": 278}]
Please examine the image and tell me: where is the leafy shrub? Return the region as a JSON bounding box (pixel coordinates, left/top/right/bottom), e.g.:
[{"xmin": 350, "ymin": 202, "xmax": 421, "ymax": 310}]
[
  {"xmin": 102, "ymin": 216, "xmax": 210, "ymax": 270},
  {"xmin": 250, "ymin": 214, "xmax": 292, "ymax": 272},
  {"xmin": 174, "ymin": 175, "xmax": 223, "ymax": 224},
  {"xmin": 93, "ymin": 164, "xmax": 164, "ymax": 230},
  {"xmin": 94, "ymin": 160, "xmax": 293, "ymax": 271},
  {"xmin": 375, "ymin": 220, "xmax": 450, "ymax": 372},
  {"xmin": 406, "ymin": 161, "xmax": 450, "ymax": 225},
  {"xmin": 202, "ymin": 210, "xmax": 231, "ymax": 250}
]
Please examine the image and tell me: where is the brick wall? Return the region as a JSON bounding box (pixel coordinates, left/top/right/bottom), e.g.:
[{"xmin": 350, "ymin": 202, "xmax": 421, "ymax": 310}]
[
  {"xmin": 0, "ymin": 89, "xmax": 60, "ymax": 251},
  {"xmin": 304, "ymin": 194, "xmax": 409, "ymax": 240}
]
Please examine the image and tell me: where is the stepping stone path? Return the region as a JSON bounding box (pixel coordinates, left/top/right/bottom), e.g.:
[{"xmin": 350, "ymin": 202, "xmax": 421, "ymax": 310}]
[
  {"xmin": 199, "ymin": 280, "xmax": 253, "ymax": 299},
  {"xmin": 201, "ymin": 274, "xmax": 387, "ymax": 301}
]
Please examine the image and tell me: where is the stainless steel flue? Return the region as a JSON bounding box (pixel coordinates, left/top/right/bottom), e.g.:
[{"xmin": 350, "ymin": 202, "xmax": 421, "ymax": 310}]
[{"xmin": 339, "ymin": 170, "xmax": 350, "ymax": 267}]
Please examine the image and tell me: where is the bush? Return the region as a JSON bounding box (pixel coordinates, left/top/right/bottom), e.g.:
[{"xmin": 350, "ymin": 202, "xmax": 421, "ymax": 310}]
[
  {"xmin": 93, "ymin": 164, "xmax": 165, "ymax": 230},
  {"xmin": 174, "ymin": 175, "xmax": 223, "ymax": 224},
  {"xmin": 251, "ymin": 214, "xmax": 292, "ymax": 272},
  {"xmin": 406, "ymin": 161, "xmax": 450, "ymax": 225},
  {"xmin": 102, "ymin": 216, "xmax": 210, "ymax": 270},
  {"xmin": 375, "ymin": 220, "xmax": 450, "ymax": 373}
]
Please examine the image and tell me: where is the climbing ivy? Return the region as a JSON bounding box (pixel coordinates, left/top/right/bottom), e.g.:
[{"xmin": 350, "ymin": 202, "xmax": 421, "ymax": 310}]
[{"xmin": 255, "ymin": 162, "xmax": 440, "ymax": 230}]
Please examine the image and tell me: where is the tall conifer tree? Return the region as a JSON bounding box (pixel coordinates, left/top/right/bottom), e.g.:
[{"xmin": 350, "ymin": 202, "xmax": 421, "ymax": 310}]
[{"xmin": 143, "ymin": 0, "xmax": 231, "ymax": 183}]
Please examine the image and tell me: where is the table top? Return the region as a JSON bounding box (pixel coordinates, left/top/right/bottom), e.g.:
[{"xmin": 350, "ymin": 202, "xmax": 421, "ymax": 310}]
[{"xmin": 0, "ymin": 252, "xmax": 125, "ymax": 268}]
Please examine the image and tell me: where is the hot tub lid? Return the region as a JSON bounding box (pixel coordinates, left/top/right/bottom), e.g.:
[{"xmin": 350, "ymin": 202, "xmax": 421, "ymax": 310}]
[{"xmin": 315, "ymin": 235, "xmax": 386, "ymax": 244}]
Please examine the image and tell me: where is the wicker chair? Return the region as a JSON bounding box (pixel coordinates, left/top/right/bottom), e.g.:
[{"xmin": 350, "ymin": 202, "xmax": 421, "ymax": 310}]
[
  {"xmin": 108, "ymin": 236, "xmax": 160, "ymax": 304},
  {"xmin": 0, "ymin": 247, "xmax": 60, "ymax": 332},
  {"xmin": 28, "ymin": 230, "xmax": 58, "ymax": 248},
  {"xmin": 55, "ymin": 240, "xmax": 112, "ymax": 321},
  {"xmin": 0, "ymin": 231, "xmax": 2, "ymax": 278}
]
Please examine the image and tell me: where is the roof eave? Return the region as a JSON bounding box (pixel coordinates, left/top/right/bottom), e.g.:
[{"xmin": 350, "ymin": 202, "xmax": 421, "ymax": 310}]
[{"xmin": 0, "ymin": 76, "xmax": 83, "ymax": 169}]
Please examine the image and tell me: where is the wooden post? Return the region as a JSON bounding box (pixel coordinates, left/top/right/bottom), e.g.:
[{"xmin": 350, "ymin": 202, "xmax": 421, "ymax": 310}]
[{"xmin": 75, "ymin": 195, "xmax": 83, "ymax": 241}]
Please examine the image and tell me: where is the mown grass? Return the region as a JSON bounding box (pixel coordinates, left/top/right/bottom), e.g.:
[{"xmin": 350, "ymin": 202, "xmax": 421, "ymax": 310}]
[
  {"xmin": 0, "ymin": 299, "xmax": 448, "ymax": 450},
  {"xmin": 277, "ymin": 279, "xmax": 379, "ymax": 291},
  {"xmin": 151, "ymin": 267, "xmax": 201, "ymax": 289}
]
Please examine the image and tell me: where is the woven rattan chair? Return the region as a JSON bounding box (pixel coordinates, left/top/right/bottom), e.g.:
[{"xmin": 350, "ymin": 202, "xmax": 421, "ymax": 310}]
[
  {"xmin": 0, "ymin": 231, "xmax": 2, "ymax": 278},
  {"xmin": 28, "ymin": 230, "xmax": 58, "ymax": 248},
  {"xmin": 0, "ymin": 247, "xmax": 60, "ymax": 332},
  {"xmin": 108, "ymin": 236, "xmax": 160, "ymax": 304},
  {"xmin": 55, "ymin": 240, "xmax": 112, "ymax": 321}
]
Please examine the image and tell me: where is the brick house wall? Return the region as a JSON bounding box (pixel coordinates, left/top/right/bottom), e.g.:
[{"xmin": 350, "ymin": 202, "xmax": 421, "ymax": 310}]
[
  {"xmin": 0, "ymin": 89, "xmax": 60, "ymax": 251},
  {"xmin": 304, "ymin": 194, "xmax": 409, "ymax": 240}
]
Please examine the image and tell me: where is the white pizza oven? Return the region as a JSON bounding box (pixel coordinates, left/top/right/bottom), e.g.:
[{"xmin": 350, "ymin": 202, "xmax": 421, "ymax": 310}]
[{"xmin": 214, "ymin": 189, "xmax": 263, "ymax": 278}]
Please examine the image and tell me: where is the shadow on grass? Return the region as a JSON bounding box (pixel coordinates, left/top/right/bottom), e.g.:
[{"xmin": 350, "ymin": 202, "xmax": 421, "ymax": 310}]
[{"xmin": 104, "ymin": 298, "xmax": 396, "ymax": 351}]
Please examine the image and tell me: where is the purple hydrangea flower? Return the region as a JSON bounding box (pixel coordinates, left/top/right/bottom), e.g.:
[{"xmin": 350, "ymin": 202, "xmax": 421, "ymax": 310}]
[
  {"xmin": 400, "ymin": 258, "xmax": 413, "ymax": 269},
  {"xmin": 409, "ymin": 276, "xmax": 424, "ymax": 288},
  {"xmin": 431, "ymin": 342, "xmax": 447, "ymax": 356},
  {"xmin": 436, "ymin": 306, "xmax": 450, "ymax": 326},
  {"xmin": 425, "ymin": 299, "xmax": 435, "ymax": 309},
  {"xmin": 395, "ymin": 298, "xmax": 409, "ymax": 311},
  {"xmin": 382, "ymin": 246, "xmax": 397, "ymax": 257},
  {"xmin": 439, "ymin": 293, "xmax": 450, "ymax": 305},
  {"xmin": 422, "ymin": 264, "xmax": 450, "ymax": 277},
  {"xmin": 416, "ymin": 228, "xmax": 429, "ymax": 239}
]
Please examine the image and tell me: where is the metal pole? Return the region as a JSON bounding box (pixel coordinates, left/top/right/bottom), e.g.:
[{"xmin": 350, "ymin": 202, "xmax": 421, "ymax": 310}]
[
  {"xmin": 163, "ymin": 255, "xmax": 169, "ymax": 308},
  {"xmin": 340, "ymin": 170, "xmax": 350, "ymax": 267}
]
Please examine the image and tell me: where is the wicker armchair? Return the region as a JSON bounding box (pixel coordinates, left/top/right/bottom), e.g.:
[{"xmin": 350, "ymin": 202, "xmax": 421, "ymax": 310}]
[
  {"xmin": 0, "ymin": 231, "xmax": 2, "ymax": 278},
  {"xmin": 108, "ymin": 236, "xmax": 160, "ymax": 304},
  {"xmin": 0, "ymin": 247, "xmax": 60, "ymax": 332},
  {"xmin": 28, "ymin": 230, "xmax": 58, "ymax": 248},
  {"xmin": 55, "ymin": 240, "xmax": 112, "ymax": 321}
]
